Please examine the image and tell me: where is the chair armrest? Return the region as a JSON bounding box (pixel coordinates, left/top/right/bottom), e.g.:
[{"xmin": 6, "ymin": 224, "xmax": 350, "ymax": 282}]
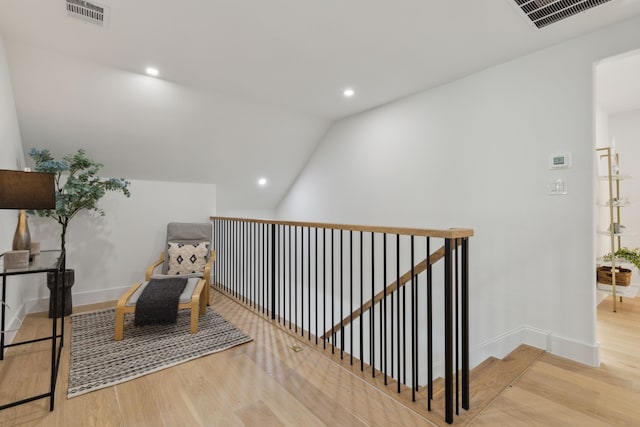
[
  {"xmin": 203, "ymin": 250, "xmax": 215, "ymax": 286},
  {"xmin": 116, "ymin": 282, "xmax": 142, "ymax": 310},
  {"xmin": 145, "ymin": 252, "xmax": 165, "ymax": 281}
]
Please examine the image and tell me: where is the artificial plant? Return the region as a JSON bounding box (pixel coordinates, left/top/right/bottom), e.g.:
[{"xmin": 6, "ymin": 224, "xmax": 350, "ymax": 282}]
[
  {"xmin": 28, "ymin": 148, "xmax": 131, "ymax": 253},
  {"xmin": 603, "ymin": 246, "xmax": 640, "ymax": 271}
]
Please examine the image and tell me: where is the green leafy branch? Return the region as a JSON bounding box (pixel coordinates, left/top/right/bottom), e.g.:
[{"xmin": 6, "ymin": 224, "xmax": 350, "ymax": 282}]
[
  {"xmin": 603, "ymin": 247, "xmax": 640, "ymax": 270},
  {"xmin": 28, "ymin": 148, "xmax": 131, "ymax": 252}
]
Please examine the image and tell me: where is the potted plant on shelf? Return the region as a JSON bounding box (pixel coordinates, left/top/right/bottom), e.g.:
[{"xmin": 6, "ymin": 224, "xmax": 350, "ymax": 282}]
[
  {"xmin": 601, "ymin": 247, "xmax": 640, "ymax": 286},
  {"xmin": 29, "ymin": 148, "xmax": 131, "ymax": 317}
]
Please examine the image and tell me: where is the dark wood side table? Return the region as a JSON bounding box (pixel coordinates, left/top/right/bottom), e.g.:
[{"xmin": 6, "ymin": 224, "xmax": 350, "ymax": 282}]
[{"xmin": 0, "ymin": 249, "xmax": 66, "ymax": 411}]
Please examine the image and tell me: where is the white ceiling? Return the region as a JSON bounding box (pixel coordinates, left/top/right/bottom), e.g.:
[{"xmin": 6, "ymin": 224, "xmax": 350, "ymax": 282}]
[{"xmin": 1, "ymin": 0, "xmax": 640, "ymax": 211}]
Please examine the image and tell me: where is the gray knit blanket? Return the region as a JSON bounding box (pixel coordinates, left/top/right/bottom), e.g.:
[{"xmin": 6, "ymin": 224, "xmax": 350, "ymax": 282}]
[{"xmin": 134, "ymin": 277, "xmax": 187, "ymax": 326}]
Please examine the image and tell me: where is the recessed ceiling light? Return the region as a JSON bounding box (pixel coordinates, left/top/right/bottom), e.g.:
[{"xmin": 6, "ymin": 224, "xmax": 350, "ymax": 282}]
[
  {"xmin": 258, "ymin": 177, "xmax": 267, "ymax": 186},
  {"xmin": 145, "ymin": 67, "xmax": 159, "ymax": 77},
  {"xmin": 343, "ymin": 88, "xmax": 355, "ymax": 98}
]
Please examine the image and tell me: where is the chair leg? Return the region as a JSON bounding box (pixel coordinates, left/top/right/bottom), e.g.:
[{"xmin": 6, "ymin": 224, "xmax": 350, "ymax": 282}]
[
  {"xmin": 114, "ymin": 309, "xmax": 125, "ymax": 341},
  {"xmin": 200, "ymin": 288, "xmax": 207, "ymax": 315},
  {"xmin": 114, "ymin": 283, "xmax": 141, "ymax": 341},
  {"xmin": 190, "ymin": 293, "xmax": 200, "ymax": 334}
]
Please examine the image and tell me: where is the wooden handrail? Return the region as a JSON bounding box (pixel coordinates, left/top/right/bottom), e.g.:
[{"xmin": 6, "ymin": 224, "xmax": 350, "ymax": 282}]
[
  {"xmin": 211, "ymin": 216, "xmax": 474, "ymax": 239},
  {"xmin": 321, "ymin": 239, "xmax": 462, "ymax": 339}
]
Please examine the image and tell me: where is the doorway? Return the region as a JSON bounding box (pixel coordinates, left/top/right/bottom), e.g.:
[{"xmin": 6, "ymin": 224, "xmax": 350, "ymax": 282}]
[{"xmin": 594, "ymin": 49, "xmax": 640, "ymax": 362}]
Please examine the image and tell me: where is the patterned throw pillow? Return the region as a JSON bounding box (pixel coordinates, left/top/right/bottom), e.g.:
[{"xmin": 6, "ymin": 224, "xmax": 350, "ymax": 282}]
[{"xmin": 167, "ymin": 241, "xmax": 209, "ymax": 275}]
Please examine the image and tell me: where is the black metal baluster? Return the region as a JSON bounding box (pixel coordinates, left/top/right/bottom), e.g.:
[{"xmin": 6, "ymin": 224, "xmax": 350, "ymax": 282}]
[
  {"xmin": 371, "ymin": 232, "xmax": 375, "ymax": 378},
  {"xmin": 331, "ymin": 228, "xmax": 335, "ymax": 354},
  {"xmin": 350, "ymin": 230, "xmax": 353, "ymax": 365},
  {"xmin": 213, "ymin": 219, "xmax": 217, "ymax": 289},
  {"xmin": 301, "ymin": 226, "xmax": 304, "ymax": 337},
  {"xmin": 250, "ymin": 222, "xmax": 253, "ymax": 305},
  {"xmin": 216, "ymin": 219, "xmax": 220, "ymax": 290},
  {"xmin": 323, "ymin": 228, "xmax": 327, "ymax": 350},
  {"xmin": 233, "ymin": 220, "xmax": 236, "ymax": 295},
  {"xmin": 254, "ymin": 222, "xmax": 258, "ymax": 308},
  {"xmin": 402, "ymin": 237, "xmax": 406, "ymax": 387},
  {"xmin": 308, "ymin": 227, "xmax": 311, "ymax": 340},
  {"xmin": 224, "ymin": 219, "xmax": 227, "ymax": 290},
  {"xmin": 272, "ymin": 224, "xmax": 277, "ymax": 320},
  {"xmin": 253, "ymin": 222, "xmax": 256, "ymax": 309},
  {"xmin": 315, "ymin": 227, "xmax": 318, "ymax": 344},
  {"xmin": 415, "ymin": 238, "xmax": 419, "ymax": 400},
  {"xmin": 225, "ymin": 220, "xmax": 228, "ymax": 293},
  {"xmin": 243, "ymin": 222, "xmax": 246, "ymax": 302},
  {"xmin": 455, "ymin": 238, "xmax": 460, "ymax": 416},
  {"xmin": 281, "ymin": 225, "xmax": 285, "ymax": 323},
  {"xmin": 340, "ymin": 229, "xmax": 344, "ymax": 360},
  {"xmin": 289, "ymin": 226, "xmax": 292, "ymax": 329},
  {"xmin": 257, "ymin": 222, "xmax": 260, "ymax": 309},
  {"xmin": 237, "ymin": 221, "xmax": 240, "ymax": 299},
  {"xmin": 427, "ymin": 237, "xmax": 433, "ymax": 411},
  {"xmin": 253, "ymin": 222, "xmax": 256, "ymax": 308},
  {"xmin": 295, "ymin": 226, "xmax": 298, "ymax": 333},
  {"xmin": 396, "ymin": 233, "xmax": 401, "ymax": 394},
  {"xmin": 242, "ymin": 221, "xmax": 245, "ymax": 302},
  {"xmin": 245, "ymin": 221, "xmax": 248, "ymax": 303},
  {"xmin": 267, "ymin": 223, "xmax": 270, "ymax": 315},
  {"xmin": 444, "ymin": 238, "xmax": 453, "ymax": 424},
  {"xmin": 411, "ymin": 235, "xmax": 416, "ymax": 401},
  {"xmin": 264, "ymin": 223, "xmax": 266, "ymax": 312},
  {"xmin": 230, "ymin": 220, "xmax": 233, "ymax": 293},
  {"xmin": 388, "ymin": 234, "xmax": 393, "ymax": 384},
  {"xmin": 382, "ymin": 233, "xmax": 387, "ymax": 385},
  {"xmin": 229, "ymin": 220, "xmax": 232, "ymax": 293},
  {"xmin": 246, "ymin": 222, "xmax": 250, "ymax": 305},
  {"xmin": 462, "ymin": 238, "xmax": 470, "ymax": 411},
  {"xmin": 248, "ymin": 222, "xmax": 251, "ymax": 304},
  {"xmin": 218, "ymin": 220, "xmax": 221, "ymax": 290},
  {"xmin": 249, "ymin": 222, "xmax": 252, "ymax": 306},
  {"xmin": 259, "ymin": 223, "xmax": 262, "ymax": 312},
  {"xmin": 360, "ymin": 230, "xmax": 364, "ymax": 371}
]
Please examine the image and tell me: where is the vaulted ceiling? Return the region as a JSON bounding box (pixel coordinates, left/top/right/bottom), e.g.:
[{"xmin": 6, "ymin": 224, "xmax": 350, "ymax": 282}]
[{"xmin": 1, "ymin": 0, "xmax": 640, "ymax": 211}]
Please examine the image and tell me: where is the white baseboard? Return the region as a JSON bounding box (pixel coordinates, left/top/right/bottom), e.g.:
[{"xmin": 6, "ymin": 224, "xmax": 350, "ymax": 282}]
[
  {"xmin": 470, "ymin": 325, "xmax": 600, "ymax": 368},
  {"xmin": 548, "ymin": 333, "xmax": 599, "ymax": 366},
  {"xmin": 23, "ymin": 285, "xmax": 132, "ymax": 316},
  {"xmin": 71, "ymin": 286, "xmax": 131, "ymax": 306}
]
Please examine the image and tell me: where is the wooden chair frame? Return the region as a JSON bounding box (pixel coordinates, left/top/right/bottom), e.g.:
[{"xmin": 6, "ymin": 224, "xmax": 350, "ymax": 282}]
[{"xmin": 114, "ymin": 278, "xmax": 206, "ymax": 341}]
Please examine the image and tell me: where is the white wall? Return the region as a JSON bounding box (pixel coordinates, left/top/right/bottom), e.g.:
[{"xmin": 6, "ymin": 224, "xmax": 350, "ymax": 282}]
[
  {"xmin": 0, "ymin": 34, "xmax": 30, "ymax": 338},
  {"xmin": 609, "ymin": 109, "xmax": 640, "ymax": 251},
  {"xmin": 26, "ymin": 178, "xmax": 215, "ymax": 312},
  {"xmin": 277, "ymin": 16, "xmax": 640, "ymax": 366},
  {"xmin": 594, "ymin": 104, "xmax": 611, "ymax": 257}
]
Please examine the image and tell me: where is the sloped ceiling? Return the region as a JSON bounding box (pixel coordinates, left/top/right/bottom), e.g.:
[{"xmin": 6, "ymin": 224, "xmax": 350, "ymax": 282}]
[{"xmin": 1, "ymin": 0, "xmax": 640, "ymax": 212}]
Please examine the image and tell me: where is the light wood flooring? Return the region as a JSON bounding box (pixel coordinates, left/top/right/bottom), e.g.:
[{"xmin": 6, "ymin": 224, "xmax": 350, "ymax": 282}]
[
  {"xmin": 0, "ymin": 290, "xmax": 638, "ymax": 426},
  {"xmin": 470, "ymin": 294, "xmax": 640, "ymax": 426}
]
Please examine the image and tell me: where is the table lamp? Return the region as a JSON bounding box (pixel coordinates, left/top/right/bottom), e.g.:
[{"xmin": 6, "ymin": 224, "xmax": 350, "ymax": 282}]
[{"xmin": 0, "ymin": 169, "xmax": 56, "ymax": 257}]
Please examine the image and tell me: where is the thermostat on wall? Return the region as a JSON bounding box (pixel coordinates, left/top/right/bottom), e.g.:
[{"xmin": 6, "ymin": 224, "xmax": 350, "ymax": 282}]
[{"xmin": 549, "ymin": 152, "xmax": 571, "ymax": 169}]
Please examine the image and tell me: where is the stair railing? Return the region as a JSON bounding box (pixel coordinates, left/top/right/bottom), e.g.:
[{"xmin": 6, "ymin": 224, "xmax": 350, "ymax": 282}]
[{"xmin": 211, "ymin": 216, "xmax": 473, "ymax": 424}]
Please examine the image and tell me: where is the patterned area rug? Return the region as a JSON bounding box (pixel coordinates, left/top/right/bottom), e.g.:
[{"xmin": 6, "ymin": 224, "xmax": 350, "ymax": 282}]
[{"xmin": 68, "ymin": 307, "xmax": 252, "ymax": 398}]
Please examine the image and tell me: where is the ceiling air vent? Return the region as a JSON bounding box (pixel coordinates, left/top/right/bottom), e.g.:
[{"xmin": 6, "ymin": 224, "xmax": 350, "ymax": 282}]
[
  {"xmin": 513, "ymin": 0, "xmax": 613, "ymax": 29},
  {"xmin": 66, "ymin": 0, "xmax": 109, "ymax": 27}
]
